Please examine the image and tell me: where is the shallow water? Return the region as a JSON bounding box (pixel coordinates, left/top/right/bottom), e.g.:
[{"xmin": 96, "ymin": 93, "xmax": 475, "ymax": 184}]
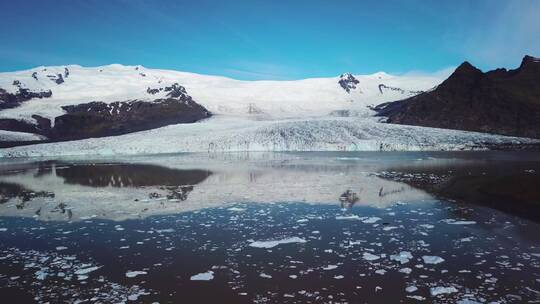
[{"xmin": 0, "ymin": 152, "xmax": 540, "ymax": 303}]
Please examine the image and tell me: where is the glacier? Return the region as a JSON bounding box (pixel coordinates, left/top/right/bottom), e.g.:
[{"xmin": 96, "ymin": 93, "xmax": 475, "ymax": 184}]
[{"xmin": 0, "ymin": 64, "xmax": 538, "ymax": 157}]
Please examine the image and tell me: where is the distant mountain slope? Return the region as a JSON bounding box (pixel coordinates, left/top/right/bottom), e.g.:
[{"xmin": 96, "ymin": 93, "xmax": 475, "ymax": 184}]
[
  {"xmin": 0, "ymin": 64, "xmax": 443, "ymax": 146},
  {"xmin": 375, "ymin": 55, "xmax": 540, "ymax": 138}
]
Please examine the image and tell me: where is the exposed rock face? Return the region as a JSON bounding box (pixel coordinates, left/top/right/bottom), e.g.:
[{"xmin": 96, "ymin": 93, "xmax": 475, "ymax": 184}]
[
  {"xmin": 0, "ymin": 83, "xmax": 210, "ymax": 144},
  {"xmin": 377, "ymin": 84, "xmax": 423, "ymax": 95},
  {"xmin": 53, "ymin": 98, "xmax": 210, "ymax": 140},
  {"xmin": 375, "ymin": 55, "xmax": 540, "ymax": 138},
  {"xmin": 0, "ymin": 87, "xmax": 52, "ymax": 110},
  {"xmin": 338, "ymin": 73, "xmax": 360, "ymax": 93}
]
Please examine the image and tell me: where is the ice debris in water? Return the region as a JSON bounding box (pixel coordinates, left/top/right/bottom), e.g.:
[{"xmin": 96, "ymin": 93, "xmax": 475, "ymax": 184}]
[
  {"xmin": 390, "ymin": 251, "xmax": 413, "ymax": 264},
  {"xmin": 430, "ymin": 286, "xmax": 458, "ymax": 296},
  {"xmin": 323, "ymin": 265, "xmax": 338, "ymax": 270},
  {"xmin": 441, "ymin": 219, "xmax": 476, "ymax": 225},
  {"xmin": 126, "ymin": 271, "xmax": 147, "ymax": 278},
  {"xmin": 190, "ymin": 271, "xmax": 214, "ymax": 281},
  {"xmin": 74, "ymin": 265, "xmax": 101, "ymax": 275},
  {"xmin": 422, "ymin": 255, "xmax": 445, "ymax": 264},
  {"xmin": 249, "ymin": 237, "xmax": 307, "ymax": 249},
  {"xmin": 362, "ymin": 252, "xmax": 380, "ymax": 261},
  {"xmin": 405, "ymin": 286, "xmax": 418, "ymax": 293}
]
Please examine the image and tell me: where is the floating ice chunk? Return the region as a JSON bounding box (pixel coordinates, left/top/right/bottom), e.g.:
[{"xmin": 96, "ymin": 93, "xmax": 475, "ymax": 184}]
[
  {"xmin": 126, "ymin": 271, "xmax": 147, "ymax": 278},
  {"xmin": 406, "ymin": 286, "xmax": 418, "ymax": 293},
  {"xmin": 363, "ymin": 252, "xmax": 380, "ymax": 261},
  {"xmin": 74, "ymin": 266, "xmax": 100, "ymax": 275},
  {"xmin": 334, "ymin": 275, "xmax": 344, "ymax": 279},
  {"xmin": 375, "ymin": 269, "xmax": 386, "ymax": 275},
  {"xmin": 362, "ymin": 217, "xmax": 381, "ymax": 224},
  {"xmin": 55, "ymin": 246, "xmax": 68, "ymax": 251},
  {"xmin": 419, "ymin": 224, "xmax": 434, "ymax": 229},
  {"xmin": 259, "ymin": 273, "xmax": 272, "ymax": 279},
  {"xmin": 154, "ymin": 229, "xmax": 175, "ymax": 233},
  {"xmin": 228, "ymin": 207, "xmax": 246, "ymax": 212},
  {"xmin": 289, "ymin": 275, "xmax": 298, "ymax": 279},
  {"xmin": 422, "ymin": 255, "xmax": 445, "ymax": 264},
  {"xmin": 35, "ymin": 270, "xmax": 47, "ymax": 280},
  {"xmin": 390, "ymin": 251, "xmax": 413, "ymax": 264},
  {"xmin": 430, "ymin": 286, "xmax": 458, "ymax": 296},
  {"xmin": 0, "ymin": 228, "xmax": 7, "ymax": 232},
  {"xmin": 399, "ymin": 267, "xmax": 412, "ymax": 274},
  {"xmin": 323, "ymin": 265, "xmax": 338, "ymax": 270},
  {"xmin": 249, "ymin": 237, "xmax": 306, "ymax": 249},
  {"xmin": 441, "ymin": 219, "xmax": 476, "ymax": 225},
  {"xmin": 336, "ymin": 215, "xmax": 361, "ymax": 220},
  {"xmin": 407, "ymin": 295, "xmax": 426, "ymax": 301},
  {"xmin": 190, "ymin": 271, "xmax": 214, "ymax": 281},
  {"xmin": 457, "ymin": 299, "xmax": 482, "ymax": 304},
  {"xmin": 383, "ymin": 226, "xmax": 398, "ymax": 231}
]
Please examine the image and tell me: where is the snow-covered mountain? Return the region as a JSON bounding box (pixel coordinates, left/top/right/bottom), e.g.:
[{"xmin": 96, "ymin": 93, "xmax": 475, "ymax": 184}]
[
  {"xmin": 0, "ymin": 64, "xmax": 441, "ymax": 122},
  {"xmin": 0, "ymin": 64, "xmax": 538, "ymax": 156}
]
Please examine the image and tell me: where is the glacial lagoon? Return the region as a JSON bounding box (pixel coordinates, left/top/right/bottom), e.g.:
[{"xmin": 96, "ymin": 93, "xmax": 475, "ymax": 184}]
[{"xmin": 0, "ymin": 151, "xmax": 540, "ymax": 303}]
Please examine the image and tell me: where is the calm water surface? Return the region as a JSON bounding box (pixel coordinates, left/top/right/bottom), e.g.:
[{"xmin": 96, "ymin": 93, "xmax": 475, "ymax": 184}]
[{"xmin": 0, "ymin": 152, "xmax": 540, "ymax": 303}]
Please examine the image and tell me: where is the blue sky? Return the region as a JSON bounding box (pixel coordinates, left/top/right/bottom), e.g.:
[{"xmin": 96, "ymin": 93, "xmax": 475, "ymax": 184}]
[{"xmin": 1, "ymin": 0, "xmax": 539, "ymax": 79}]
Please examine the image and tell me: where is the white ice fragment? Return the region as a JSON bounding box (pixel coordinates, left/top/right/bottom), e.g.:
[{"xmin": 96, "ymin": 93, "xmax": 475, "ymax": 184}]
[
  {"xmin": 227, "ymin": 207, "xmax": 246, "ymax": 212},
  {"xmin": 390, "ymin": 251, "xmax": 413, "ymax": 264},
  {"xmin": 259, "ymin": 273, "xmax": 272, "ymax": 279},
  {"xmin": 362, "ymin": 252, "xmax": 380, "ymax": 261},
  {"xmin": 249, "ymin": 237, "xmax": 306, "ymax": 249},
  {"xmin": 190, "ymin": 271, "xmax": 214, "ymax": 281},
  {"xmin": 430, "ymin": 286, "xmax": 458, "ymax": 296},
  {"xmin": 126, "ymin": 271, "xmax": 147, "ymax": 278},
  {"xmin": 323, "ymin": 265, "xmax": 338, "ymax": 270},
  {"xmin": 422, "ymin": 255, "xmax": 445, "ymax": 264},
  {"xmin": 336, "ymin": 215, "xmax": 361, "ymax": 220},
  {"xmin": 399, "ymin": 267, "xmax": 412, "ymax": 274},
  {"xmin": 362, "ymin": 217, "xmax": 381, "ymax": 224},
  {"xmin": 74, "ymin": 266, "xmax": 100, "ymax": 275},
  {"xmin": 406, "ymin": 286, "xmax": 418, "ymax": 293},
  {"xmin": 441, "ymin": 219, "xmax": 476, "ymax": 225}
]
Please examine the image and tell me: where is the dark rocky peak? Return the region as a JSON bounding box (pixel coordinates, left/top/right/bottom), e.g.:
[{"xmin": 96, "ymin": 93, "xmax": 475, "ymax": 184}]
[
  {"xmin": 64, "ymin": 67, "xmax": 69, "ymax": 78},
  {"xmin": 521, "ymin": 55, "xmax": 540, "ymax": 67},
  {"xmin": 438, "ymin": 61, "xmax": 483, "ymax": 89},
  {"xmin": 31, "ymin": 72, "xmax": 38, "ymax": 80},
  {"xmin": 147, "ymin": 83, "xmax": 190, "ymax": 100},
  {"xmin": 375, "ymin": 55, "xmax": 540, "ymax": 139},
  {"xmin": 47, "ymin": 74, "xmax": 64, "ymax": 85},
  {"xmin": 453, "ymin": 61, "xmax": 482, "ymax": 76},
  {"xmin": 338, "ymin": 73, "xmax": 360, "ymax": 93},
  {"xmin": 164, "ymin": 83, "xmax": 188, "ymax": 98}
]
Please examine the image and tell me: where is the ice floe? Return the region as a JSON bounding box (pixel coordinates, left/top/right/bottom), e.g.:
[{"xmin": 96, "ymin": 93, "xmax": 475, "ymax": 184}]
[
  {"xmin": 249, "ymin": 237, "xmax": 307, "ymax": 249},
  {"xmin": 190, "ymin": 271, "xmax": 214, "ymax": 281}
]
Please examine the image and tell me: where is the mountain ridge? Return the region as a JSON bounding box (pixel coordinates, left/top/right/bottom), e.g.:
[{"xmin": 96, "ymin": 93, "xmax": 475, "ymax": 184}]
[{"xmin": 375, "ymin": 55, "xmax": 540, "ymax": 138}]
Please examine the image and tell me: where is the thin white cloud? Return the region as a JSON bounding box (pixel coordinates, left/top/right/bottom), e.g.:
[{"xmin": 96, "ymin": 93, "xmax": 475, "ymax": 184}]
[{"xmin": 461, "ymin": 0, "xmax": 540, "ymax": 68}]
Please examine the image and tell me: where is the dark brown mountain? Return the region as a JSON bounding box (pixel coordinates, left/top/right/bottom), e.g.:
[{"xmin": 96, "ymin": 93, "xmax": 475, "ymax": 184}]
[
  {"xmin": 374, "ymin": 55, "xmax": 540, "ymax": 138},
  {"xmin": 0, "ymin": 83, "xmax": 211, "ymax": 147}
]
